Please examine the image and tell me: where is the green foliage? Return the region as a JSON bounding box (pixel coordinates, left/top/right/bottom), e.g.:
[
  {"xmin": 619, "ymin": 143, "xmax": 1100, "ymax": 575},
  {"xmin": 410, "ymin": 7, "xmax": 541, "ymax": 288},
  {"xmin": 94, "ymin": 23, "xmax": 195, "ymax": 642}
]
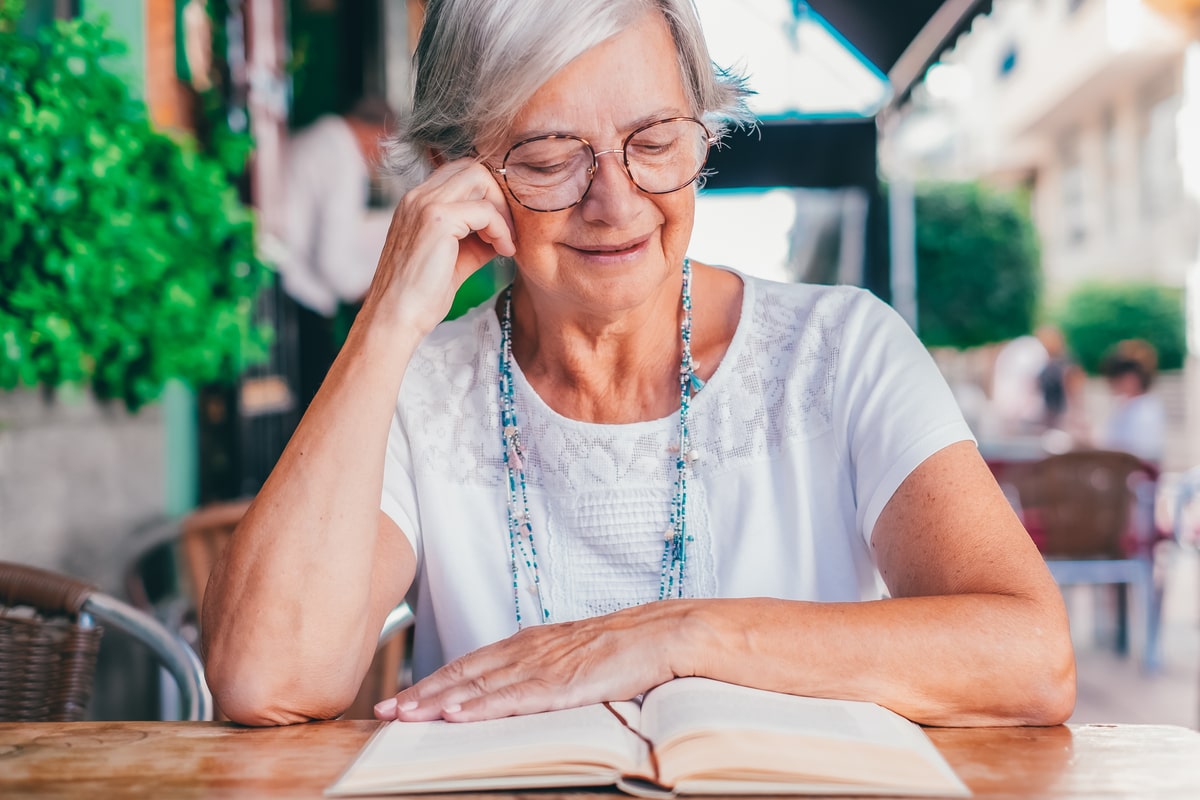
[
  {"xmin": 1055, "ymin": 282, "xmax": 1186, "ymax": 374},
  {"xmin": 1, "ymin": 1, "xmax": 23, "ymax": 29},
  {"xmin": 914, "ymin": 182, "xmax": 1042, "ymax": 349},
  {"xmin": 0, "ymin": 11, "xmax": 271, "ymax": 410}
]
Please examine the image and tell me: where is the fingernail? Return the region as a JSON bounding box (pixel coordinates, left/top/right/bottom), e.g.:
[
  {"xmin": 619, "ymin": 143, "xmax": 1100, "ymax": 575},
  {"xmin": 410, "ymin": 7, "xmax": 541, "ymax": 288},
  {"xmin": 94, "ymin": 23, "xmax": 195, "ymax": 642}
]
[
  {"xmin": 374, "ymin": 698, "xmax": 398, "ymax": 718},
  {"xmin": 399, "ymin": 700, "xmax": 419, "ymax": 712},
  {"xmin": 442, "ymin": 703, "xmax": 461, "ymax": 714}
]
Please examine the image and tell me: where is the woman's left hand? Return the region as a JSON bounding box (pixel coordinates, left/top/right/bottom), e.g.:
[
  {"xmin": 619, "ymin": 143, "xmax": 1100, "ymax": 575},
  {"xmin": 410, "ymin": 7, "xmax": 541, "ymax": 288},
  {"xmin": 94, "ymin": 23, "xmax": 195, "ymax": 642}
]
[{"xmin": 373, "ymin": 602, "xmax": 692, "ymax": 722}]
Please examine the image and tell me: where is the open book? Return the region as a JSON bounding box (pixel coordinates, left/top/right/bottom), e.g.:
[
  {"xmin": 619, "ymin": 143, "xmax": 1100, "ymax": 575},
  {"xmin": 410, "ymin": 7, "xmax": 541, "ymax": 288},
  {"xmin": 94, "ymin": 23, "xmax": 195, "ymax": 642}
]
[{"xmin": 327, "ymin": 677, "xmax": 969, "ymax": 797}]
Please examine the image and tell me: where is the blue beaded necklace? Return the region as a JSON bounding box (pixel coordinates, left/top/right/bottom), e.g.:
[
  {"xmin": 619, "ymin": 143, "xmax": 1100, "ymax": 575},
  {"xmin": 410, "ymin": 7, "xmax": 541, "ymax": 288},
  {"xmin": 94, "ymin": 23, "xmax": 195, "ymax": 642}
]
[{"xmin": 498, "ymin": 258, "xmax": 701, "ymax": 626}]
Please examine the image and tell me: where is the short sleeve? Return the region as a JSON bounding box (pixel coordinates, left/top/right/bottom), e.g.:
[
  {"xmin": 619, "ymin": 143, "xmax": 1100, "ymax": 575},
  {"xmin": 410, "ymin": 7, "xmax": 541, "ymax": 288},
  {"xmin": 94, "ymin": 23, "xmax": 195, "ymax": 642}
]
[
  {"xmin": 831, "ymin": 291, "xmax": 976, "ymax": 543},
  {"xmin": 381, "ymin": 403, "xmax": 423, "ymax": 565}
]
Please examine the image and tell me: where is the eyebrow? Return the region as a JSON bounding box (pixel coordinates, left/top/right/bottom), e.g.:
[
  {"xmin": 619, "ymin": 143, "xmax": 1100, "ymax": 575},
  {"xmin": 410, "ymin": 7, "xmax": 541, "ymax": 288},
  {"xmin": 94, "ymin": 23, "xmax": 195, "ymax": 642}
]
[{"xmin": 508, "ymin": 108, "xmax": 691, "ymax": 143}]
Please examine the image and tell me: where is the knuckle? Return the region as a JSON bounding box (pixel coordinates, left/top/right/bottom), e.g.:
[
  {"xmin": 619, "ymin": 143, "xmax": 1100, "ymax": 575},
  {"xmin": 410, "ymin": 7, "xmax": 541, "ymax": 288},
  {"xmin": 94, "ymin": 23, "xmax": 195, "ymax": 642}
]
[
  {"xmin": 416, "ymin": 203, "xmax": 445, "ymax": 227},
  {"xmin": 467, "ymin": 674, "xmax": 491, "ymax": 695},
  {"xmin": 442, "ymin": 657, "xmax": 469, "ymax": 681}
]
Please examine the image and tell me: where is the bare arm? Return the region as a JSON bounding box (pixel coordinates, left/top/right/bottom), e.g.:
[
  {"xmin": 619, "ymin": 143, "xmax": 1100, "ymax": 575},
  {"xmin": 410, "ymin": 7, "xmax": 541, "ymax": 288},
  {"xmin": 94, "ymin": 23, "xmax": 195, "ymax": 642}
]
[
  {"xmin": 682, "ymin": 440, "xmax": 1075, "ymax": 726},
  {"xmin": 202, "ymin": 160, "xmax": 516, "ymax": 726},
  {"xmin": 382, "ymin": 441, "xmax": 1075, "ymax": 726}
]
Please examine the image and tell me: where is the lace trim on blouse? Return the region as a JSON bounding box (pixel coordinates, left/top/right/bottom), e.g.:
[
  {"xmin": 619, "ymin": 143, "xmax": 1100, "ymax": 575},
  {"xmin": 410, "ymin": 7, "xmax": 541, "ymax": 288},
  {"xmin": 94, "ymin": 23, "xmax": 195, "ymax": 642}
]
[{"xmin": 400, "ymin": 274, "xmax": 855, "ymax": 621}]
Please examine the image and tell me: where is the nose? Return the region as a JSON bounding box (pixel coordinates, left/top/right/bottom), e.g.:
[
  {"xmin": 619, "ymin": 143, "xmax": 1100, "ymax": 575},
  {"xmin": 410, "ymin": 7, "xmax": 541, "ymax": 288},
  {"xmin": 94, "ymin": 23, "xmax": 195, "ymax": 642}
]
[{"xmin": 579, "ymin": 148, "xmax": 640, "ymax": 223}]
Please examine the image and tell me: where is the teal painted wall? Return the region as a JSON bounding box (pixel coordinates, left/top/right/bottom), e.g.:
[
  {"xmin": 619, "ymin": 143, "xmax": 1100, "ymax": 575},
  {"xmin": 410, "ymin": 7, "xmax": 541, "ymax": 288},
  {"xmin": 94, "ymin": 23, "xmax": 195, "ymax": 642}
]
[
  {"xmin": 83, "ymin": 0, "xmax": 146, "ymax": 99},
  {"xmin": 81, "ymin": 0, "xmax": 198, "ymax": 514}
]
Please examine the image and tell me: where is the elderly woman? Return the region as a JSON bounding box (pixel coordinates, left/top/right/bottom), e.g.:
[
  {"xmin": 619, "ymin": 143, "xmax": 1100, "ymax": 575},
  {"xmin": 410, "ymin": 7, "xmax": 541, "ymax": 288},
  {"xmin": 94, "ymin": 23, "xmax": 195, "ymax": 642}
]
[{"xmin": 203, "ymin": 0, "xmax": 1075, "ymax": 728}]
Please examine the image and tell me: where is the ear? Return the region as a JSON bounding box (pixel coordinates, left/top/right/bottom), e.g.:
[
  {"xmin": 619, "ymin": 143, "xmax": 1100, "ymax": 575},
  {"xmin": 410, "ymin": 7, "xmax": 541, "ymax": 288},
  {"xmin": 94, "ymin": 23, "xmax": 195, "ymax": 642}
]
[{"xmin": 429, "ymin": 148, "xmax": 446, "ymax": 167}]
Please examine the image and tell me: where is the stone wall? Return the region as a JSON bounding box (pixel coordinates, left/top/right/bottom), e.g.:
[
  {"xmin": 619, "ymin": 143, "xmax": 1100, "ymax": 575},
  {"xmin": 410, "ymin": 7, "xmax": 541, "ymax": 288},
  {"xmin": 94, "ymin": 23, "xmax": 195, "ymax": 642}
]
[
  {"xmin": 0, "ymin": 387, "xmax": 167, "ymax": 594},
  {"xmin": 0, "ymin": 387, "xmax": 170, "ymax": 719}
]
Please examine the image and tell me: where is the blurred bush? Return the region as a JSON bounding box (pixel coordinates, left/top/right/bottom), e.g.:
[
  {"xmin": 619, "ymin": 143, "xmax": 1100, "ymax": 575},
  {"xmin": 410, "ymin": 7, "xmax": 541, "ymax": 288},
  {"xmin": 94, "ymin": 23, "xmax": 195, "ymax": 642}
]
[
  {"xmin": 1055, "ymin": 281, "xmax": 1186, "ymax": 374},
  {"xmin": 915, "ymin": 182, "xmax": 1042, "ymax": 349},
  {"xmin": 0, "ymin": 3, "xmax": 271, "ymax": 410}
]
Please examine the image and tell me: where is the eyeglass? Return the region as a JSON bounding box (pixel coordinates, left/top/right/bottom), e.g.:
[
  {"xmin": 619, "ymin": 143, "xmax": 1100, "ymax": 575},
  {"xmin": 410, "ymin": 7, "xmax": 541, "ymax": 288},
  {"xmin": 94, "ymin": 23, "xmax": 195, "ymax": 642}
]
[{"xmin": 488, "ymin": 117, "xmax": 716, "ymax": 212}]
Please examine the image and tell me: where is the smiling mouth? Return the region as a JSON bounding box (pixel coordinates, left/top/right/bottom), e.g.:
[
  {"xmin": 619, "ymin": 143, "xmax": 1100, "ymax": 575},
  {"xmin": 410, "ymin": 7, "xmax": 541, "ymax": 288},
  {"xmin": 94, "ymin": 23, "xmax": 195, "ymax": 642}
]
[{"xmin": 572, "ymin": 237, "xmax": 649, "ymax": 255}]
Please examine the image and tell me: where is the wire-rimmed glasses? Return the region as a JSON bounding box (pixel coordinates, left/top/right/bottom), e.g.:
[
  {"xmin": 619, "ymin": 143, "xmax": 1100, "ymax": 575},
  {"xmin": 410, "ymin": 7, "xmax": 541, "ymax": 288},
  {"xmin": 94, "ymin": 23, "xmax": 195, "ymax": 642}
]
[{"xmin": 489, "ymin": 117, "xmax": 716, "ymax": 212}]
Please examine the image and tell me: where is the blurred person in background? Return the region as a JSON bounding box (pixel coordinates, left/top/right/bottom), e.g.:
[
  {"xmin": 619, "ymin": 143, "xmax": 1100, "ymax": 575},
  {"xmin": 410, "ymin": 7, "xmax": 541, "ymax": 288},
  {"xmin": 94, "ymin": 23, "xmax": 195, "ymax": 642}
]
[
  {"xmin": 991, "ymin": 332, "xmax": 1050, "ymax": 437},
  {"xmin": 990, "ymin": 325, "xmax": 1087, "ymax": 450},
  {"xmin": 1101, "ymin": 339, "xmax": 1165, "ymax": 465},
  {"xmin": 281, "ymin": 96, "xmax": 398, "ymax": 408},
  {"xmin": 1033, "ymin": 324, "xmax": 1089, "ymax": 448}
]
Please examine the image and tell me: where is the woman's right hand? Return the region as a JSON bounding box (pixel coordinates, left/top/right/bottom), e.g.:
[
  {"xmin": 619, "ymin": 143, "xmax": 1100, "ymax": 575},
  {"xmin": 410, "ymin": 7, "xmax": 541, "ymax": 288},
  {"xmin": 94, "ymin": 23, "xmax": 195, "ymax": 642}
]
[{"xmin": 361, "ymin": 158, "xmax": 516, "ymax": 335}]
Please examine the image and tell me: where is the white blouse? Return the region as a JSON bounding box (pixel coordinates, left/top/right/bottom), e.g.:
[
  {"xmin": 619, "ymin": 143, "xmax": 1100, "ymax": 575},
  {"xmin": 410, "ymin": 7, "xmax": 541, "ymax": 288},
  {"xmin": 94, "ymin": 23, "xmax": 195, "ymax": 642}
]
[{"xmin": 382, "ymin": 270, "xmax": 974, "ymax": 680}]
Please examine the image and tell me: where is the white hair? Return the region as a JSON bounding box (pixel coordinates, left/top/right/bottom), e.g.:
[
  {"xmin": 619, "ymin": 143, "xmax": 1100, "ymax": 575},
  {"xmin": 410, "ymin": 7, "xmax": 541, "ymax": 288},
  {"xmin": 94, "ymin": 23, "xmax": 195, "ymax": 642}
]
[{"xmin": 385, "ymin": 0, "xmax": 753, "ymax": 190}]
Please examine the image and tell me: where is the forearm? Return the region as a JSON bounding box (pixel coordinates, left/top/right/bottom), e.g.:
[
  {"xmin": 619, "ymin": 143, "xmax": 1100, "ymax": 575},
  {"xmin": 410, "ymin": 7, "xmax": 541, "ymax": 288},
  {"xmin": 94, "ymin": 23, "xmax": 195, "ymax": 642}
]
[
  {"xmin": 202, "ymin": 314, "xmax": 421, "ymax": 722},
  {"xmin": 671, "ymin": 593, "xmax": 1075, "ymax": 727}
]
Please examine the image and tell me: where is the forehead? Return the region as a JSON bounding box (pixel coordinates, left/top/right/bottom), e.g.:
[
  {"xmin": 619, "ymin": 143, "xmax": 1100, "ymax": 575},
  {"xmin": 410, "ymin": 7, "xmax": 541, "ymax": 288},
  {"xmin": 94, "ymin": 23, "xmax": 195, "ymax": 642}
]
[{"xmin": 504, "ymin": 11, "xmax": 690, "ymax": 143}]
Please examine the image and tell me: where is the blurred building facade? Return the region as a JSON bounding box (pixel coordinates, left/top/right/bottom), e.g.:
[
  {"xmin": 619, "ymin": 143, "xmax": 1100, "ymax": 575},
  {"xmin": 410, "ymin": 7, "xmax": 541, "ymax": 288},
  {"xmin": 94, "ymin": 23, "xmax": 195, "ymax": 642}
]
[
  {"xmin": 887, "ymin": 0, "xmax": 1198, "ymax": 298},
  {"xmin": 883, "ymin": 0, "xmax": 1200, "ymax": 470}
]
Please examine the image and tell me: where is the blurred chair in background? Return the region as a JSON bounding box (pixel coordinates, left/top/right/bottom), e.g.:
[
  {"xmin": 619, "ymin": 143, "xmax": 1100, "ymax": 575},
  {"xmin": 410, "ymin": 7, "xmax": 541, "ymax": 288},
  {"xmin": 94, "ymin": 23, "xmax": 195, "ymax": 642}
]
[
  {"xmin": 1166, "ymin": 465, "xmax": 1200, "ymax": 725},
  {"xmin": 0, "ymin": 561, "xmax": 212, "ymax": 722},
  {"xmin": 126, "ymin": 500, "xmax": 412, "ymax": 719},
  {"xmin": 1003, "ymin": 450, "xmax": 1168, "ymax": 672}
]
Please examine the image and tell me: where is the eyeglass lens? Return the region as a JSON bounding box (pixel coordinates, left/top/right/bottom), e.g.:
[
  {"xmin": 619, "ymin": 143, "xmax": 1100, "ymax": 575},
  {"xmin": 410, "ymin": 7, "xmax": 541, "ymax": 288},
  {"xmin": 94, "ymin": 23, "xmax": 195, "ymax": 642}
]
[{"xmin": 502, "ymin": 118, "xmax": 710, "ymax": 212}]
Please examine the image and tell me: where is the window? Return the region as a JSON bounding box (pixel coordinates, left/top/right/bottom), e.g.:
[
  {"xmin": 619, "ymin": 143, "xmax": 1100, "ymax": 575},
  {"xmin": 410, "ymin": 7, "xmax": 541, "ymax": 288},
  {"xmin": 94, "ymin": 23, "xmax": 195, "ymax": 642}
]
[
  {"xmin": 1060, "ymin": 131, "xmax": 1087, "ymax": 246},
  {"xmin": 1138, "ymin": 81, "xmax": 1182, "ymax": 222},
  {"xmin": 1102, "ymin": 108, "xmax": 1120, "ymax": 234}
]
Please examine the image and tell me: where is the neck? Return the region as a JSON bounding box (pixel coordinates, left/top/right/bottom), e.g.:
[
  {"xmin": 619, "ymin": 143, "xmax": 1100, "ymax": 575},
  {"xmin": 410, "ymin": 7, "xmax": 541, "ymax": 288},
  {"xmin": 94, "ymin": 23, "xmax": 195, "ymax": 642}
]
[{"xmin": 506, "ymin": 271, "xmax": 686, "ymax": 424}]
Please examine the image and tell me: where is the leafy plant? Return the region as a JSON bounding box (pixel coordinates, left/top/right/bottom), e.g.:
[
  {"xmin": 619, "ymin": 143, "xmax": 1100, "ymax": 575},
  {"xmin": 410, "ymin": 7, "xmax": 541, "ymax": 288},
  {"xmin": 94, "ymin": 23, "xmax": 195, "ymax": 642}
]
[
  {"xmin": 1055, "ymin": 281, "xmax": 1186, "ymax": 374},
  {"xmin": 0, "ymin": 2, "xmax": 271, "ymax": 410},
  {"xmin": 914, "ymin": 182, "xmax": 1042, "ymax": 349}
]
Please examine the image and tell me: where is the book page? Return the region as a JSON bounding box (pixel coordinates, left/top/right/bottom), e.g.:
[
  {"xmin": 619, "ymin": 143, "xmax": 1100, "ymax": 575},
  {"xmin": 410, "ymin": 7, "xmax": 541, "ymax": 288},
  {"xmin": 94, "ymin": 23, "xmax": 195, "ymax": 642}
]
[
  {"xmin": 640, "ymin": 678, "xmax": 967, "ymax": 796},
  {"xmin": 328, "ymin": 701, "xmax": 647, "ymax": 796}
]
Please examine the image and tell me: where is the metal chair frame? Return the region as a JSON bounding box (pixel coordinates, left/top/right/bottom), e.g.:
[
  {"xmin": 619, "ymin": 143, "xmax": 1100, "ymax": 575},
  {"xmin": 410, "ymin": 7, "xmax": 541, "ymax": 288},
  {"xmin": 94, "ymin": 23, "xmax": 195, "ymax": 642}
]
[
  {"xmin": 125, "ymin": 501, "xmax": 414, "ymax": 719},
  {"xmin": 1, "ymin": 561, "xmax": 213, "ymax": 722}
]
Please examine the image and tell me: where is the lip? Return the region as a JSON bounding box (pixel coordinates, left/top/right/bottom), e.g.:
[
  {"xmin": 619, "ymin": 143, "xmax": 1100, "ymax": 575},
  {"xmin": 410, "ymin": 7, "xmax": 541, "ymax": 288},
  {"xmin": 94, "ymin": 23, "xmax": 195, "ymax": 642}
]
[{"xmin": 567, "ymin": 236, "xmax": 651, "ymax": 260}]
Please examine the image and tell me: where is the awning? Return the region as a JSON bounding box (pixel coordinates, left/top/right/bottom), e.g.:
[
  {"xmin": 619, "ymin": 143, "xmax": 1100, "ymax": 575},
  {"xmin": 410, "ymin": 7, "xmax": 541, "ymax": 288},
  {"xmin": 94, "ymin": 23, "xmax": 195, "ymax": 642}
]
[
  {"xmin": 703, "ymin": 0, "xmax": 995, "ymax": 190},
  {"xmin": 807, "ymin": 0, "xmax": 995, "ymax": 114}
]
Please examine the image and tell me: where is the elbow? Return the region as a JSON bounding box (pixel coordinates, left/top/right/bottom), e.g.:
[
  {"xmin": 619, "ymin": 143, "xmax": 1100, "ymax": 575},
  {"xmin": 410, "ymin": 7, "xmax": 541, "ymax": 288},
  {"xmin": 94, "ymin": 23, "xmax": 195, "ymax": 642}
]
[
  {"xmin": 990, "ymin": 619, "xmax": 1077, "ymax": 727},
  {"xmin": 206, "ymin": 664, "xmax": 353, "ymax": 727},
  {"xmin": 1021, "ymin": 637, "xmax": 1077, "ymax": 726},
  {"xmin": 204, "ymin": 630, "xmax": 356, "ymax": 727},
  {"xmin": 943, "ymin": 607, "xmax": 1077, "ymax": 727},
  {"xmin": 1021, "ymin": 592, "xmax": 1078, "ymax": 726}
]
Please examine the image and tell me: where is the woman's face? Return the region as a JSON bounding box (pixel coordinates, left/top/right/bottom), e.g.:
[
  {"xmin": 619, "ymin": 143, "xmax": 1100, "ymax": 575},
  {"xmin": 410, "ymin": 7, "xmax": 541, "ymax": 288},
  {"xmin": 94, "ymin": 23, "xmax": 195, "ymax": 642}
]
[{"xmin": 487, "ymin": 11, "xmax": 698, "ymax": 313}]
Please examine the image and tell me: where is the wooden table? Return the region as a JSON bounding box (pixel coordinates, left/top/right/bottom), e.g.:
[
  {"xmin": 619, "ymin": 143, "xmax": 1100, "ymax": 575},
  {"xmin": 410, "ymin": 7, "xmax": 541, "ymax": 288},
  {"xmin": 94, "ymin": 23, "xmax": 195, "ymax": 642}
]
[{"xmin": 1, "ymin": 720, "xmax": 1199, "ymax": 798}]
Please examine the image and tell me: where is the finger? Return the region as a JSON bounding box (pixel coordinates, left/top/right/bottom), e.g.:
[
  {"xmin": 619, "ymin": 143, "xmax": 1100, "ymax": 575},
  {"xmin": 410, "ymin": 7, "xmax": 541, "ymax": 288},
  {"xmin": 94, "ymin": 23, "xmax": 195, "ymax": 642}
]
[
  {"xmin": 415, "ymin": 156, "xmax": 491, "ymax": 194},
  {"xmin": 411, "ymin": 196, "xmax": 506, "ymax": 245},
  {"xmin": 388, "ymin": 649, "xmax": 502, "ymax": 718},
  {"xmin": 404, "ymin": 162, "xmax": 515, "ymax": 257},
  {"xmin": 440, "ymin": 682, "xmax": 548, "ymax": 723},
  {"xmin": 373, "ymin": 695, "xmax": 400, "ymax": 721},
  {"xmin": 399, "ymin": 662, "xmax": 532, "ymax": 721},
  {"xmin": 388, "ymin": 627, "xmax": 558, "ymax": 721},
  {"xmin": 479, "ymin": 167, "xmax": 517, "ymax": 243},
  {"xmin": 424, "ymin": 160, "xmax": 516, "ymax": 252},
  {"xmin": 417, "ymin": 159, "xmax": 504, "ymax": 211},
  {"xmin": 464, "ymin": 203, "xmax": 516, "ymax": 257}
]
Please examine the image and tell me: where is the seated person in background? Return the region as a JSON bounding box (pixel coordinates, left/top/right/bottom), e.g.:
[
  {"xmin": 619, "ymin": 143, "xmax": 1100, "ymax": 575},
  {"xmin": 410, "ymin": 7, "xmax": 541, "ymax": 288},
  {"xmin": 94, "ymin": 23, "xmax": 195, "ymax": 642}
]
[
  {"xmin": 991, "ymin": 333, "xmax": 1051, "ymax": 436},
  {"xmin": 202, "ymin": 0, "xmax": 1075, "ymax": 729},
  {"xmin": 1101, "ymin": 339, "xmax": 1166, "ymax": 465},
  {"xmin": 1034, "ymin": 323, "xmax": 1090, "ymax": 451}
]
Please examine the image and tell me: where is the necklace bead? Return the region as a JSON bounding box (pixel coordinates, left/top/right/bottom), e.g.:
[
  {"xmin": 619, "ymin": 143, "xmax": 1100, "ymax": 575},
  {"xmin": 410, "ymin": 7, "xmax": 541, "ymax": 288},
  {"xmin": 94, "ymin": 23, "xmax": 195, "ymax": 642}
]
[{"xmin": 498, "ymin": 259, "xmax": 699, "ymax": 626}]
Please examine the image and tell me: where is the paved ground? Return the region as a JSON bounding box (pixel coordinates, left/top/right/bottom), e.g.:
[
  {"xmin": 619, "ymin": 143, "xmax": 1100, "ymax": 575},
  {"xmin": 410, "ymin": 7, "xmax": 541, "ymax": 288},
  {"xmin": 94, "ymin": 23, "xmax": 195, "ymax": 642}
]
[{"xmin": 1067, "ymin": 547, "xmax": 1199, "ymax": 729}]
